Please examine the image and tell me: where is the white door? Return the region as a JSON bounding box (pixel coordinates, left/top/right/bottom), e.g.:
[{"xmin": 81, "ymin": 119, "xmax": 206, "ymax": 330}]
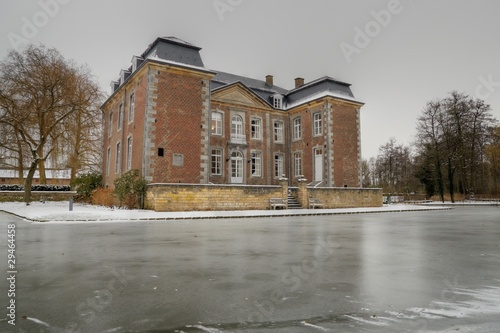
[
  {"xmin": 314, "ymin": 148, "xmax": 323, "ymax": 182},
  {"xmin": 231, "ymin": 151, "xmax": 244, "ymax": 183}
]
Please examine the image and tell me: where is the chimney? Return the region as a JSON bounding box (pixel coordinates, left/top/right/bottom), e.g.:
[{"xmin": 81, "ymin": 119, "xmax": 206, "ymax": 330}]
[
  {"xmin": 295, "ymin": 77, "xmax": 305, "ymax": 88},
  {"xmin": 265, "ymin": 75, "xmax": 274, "ymax": 86}
]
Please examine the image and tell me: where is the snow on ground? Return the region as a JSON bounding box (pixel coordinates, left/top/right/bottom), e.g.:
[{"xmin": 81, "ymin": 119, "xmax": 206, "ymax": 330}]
[
  {"xmin": 0, "ymin": 201, "xmax": 454, "ymax": 222},
  {"xmin": 422, "ymin": 200, "xmax": 500, "ymax": 206}
]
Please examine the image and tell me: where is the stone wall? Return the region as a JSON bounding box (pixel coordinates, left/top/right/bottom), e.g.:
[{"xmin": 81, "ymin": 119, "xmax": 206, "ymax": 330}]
[
  {"xmin": 146, "ymin": 183, "xmax": 283, "ymax": 211},
  {"xmin": 146, "ymin": 181, "xmax": 382, "ymax": 212},
  {"xmin": 306, "ymin": 187, "xmax": 383, "ymax": 208},
  {"xmin": 0, "ymin": 191, "xmax": 76, "ymax": 202}
]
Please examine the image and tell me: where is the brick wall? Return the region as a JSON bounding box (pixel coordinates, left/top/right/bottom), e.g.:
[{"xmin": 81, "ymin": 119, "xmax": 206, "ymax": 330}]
[
  {"xmin": 331, "ymin": 100, "xmax": 361, "ymax": 187},
  {"xmin": 146, "ymin": 183, "xmax": 283, "ymax": 211},
  {"xmin": 209, "ymin": 99, "xmax": 289, "ymax": 186},
  {"xmin": 289, "ymin": 103, "xmax": 330, "ymax": 186},
  {"xmin": 150, "ymin": 66, "xmax": 213, "ymax": 184},
  {"xmin": 102, "ymin": 67, "xmax": 148, "ymax": 187}
]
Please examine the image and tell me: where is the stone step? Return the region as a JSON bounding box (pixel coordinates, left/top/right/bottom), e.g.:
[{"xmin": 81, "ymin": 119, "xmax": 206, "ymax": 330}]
[{"xmin": 287, "ymin": 195, "xmax": 302, "ymax": 209}]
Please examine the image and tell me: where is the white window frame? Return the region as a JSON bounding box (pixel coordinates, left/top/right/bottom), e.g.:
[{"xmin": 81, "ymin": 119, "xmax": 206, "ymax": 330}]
[
  {"xmin": 231, "ymin": 150, "xmax": 244, "ymax": 183},
  {"xmin": 251, "ymin": 151, "xmax": 262, "ymax": 177},
  {"xmin": 293, "ymin": 117, "xmax": 302, "ymax": 140},
  {"xmin": 211, "ymin": 111, "xmax": 223, "ymax": 136},
  {"xmin": 106, "ymin": 147, "xmax": 111, "ymax": 176},
  {"xmin": 250, "ymin": 117, "xmax": 262, "ymax": 140},
  {"xmin": 108, "ymin": 112, "xmax": 113, "ymax": 138},
  {"xmin": 274, "ymin": 153, "xmax": 284, "ymax": 178},
  {"xmin": 115, "ymin": 141, "xmax": 122, "ymax": 174},
  {"xmin": 126, "ymin": 136, "xmax": 133, "ymax": 171},
  {"xmin": 294, "ymin": 152, "xmax": 302, "ymax": 177},
  {"xmin": 118, "ymin": 104, "xmax": 123, "ymax": 131},
  {"xmin": 313, "ymin": 112, "xmax": 322, "ymax": 136},
  {"xmin": 231, "ymin": 115, "xmax": 245, "ymax": 143},
  {"xmin": 211, "ymin": 148, "xmax": 223, "ymax": 175},
  {"xmin": 273, "ymin": 96, "xmax": 282, "ymax": 109},
  {"xmin": 128, "ymin": 93, "xmax": 135, "ymax": 123},
  {"xmin": 273, "ymin": 120, "xmax": 284, "ymax": 143}
]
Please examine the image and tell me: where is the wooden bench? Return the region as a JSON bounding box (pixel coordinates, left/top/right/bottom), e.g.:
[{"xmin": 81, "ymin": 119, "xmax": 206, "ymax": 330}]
[
  {"xmin": 309, "ymin": 198, "xmax": 324, "ymax": 209},
  {"xmin": 270, "ymin": 198, "xmax": 287, "ymax": 210}
]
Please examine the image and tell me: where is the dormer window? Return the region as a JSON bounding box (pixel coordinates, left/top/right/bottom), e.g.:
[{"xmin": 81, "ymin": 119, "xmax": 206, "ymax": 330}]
[{"xmin": 272, "ymin": 94, "xmax": 283, "ymax": 109}]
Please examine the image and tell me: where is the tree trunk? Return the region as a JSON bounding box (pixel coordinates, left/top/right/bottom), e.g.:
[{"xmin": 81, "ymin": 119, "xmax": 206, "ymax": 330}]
[
  {"xmin": 435, "ymin": 159, "xmax": 444, "ymax": 202},
  {"xmin": 447, "ymin": 157, "xmax": 455, "ymax": 203},
  {"xmin": 24, "ymin": 159, "xmax": 37, "ymax": 204},
  {"xmin": 37, "ymin": 145, "xmax": 46, "ymax": 184}
]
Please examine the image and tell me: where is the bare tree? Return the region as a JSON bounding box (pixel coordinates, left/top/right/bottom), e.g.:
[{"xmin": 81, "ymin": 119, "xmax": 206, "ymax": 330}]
[
  {"xmin": 0, "ymin": 45, "xmax": 104, "ymax": 203},
  {"xmin": 415, "ymin": 92, "xmax": 497, "ymax": 201},
  {"xmin": 484, "ymin": 127, "xmax": 500, "ymax": 194},
  {"xmin": 370, "ymin": 138, "xmax": 417, "ymax": 194}
]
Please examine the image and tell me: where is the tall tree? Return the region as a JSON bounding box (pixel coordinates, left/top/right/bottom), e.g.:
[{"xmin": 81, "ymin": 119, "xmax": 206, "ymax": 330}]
[
  {"xmin": 415, "ymin": 92, "xmax": 497, "ymax": 201},
  {"xmin": 0, "ymin": 45, "xmax": 103, "ymax": 203},
  {"xmin": 484, "ymin": 127, "xmax": 500, "ymax": 194}
]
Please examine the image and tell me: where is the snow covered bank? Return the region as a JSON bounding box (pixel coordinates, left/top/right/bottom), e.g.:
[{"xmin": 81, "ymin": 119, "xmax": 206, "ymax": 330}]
[{"xmin": 0, "ymin": 202, "xmax": 453, "ymax": 222}]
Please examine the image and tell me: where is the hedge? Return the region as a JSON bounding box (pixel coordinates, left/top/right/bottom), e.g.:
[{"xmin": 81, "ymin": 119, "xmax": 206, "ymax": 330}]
[{"xmin": 0, "ymin": 184, "xmax": 71, "ymax": 191}]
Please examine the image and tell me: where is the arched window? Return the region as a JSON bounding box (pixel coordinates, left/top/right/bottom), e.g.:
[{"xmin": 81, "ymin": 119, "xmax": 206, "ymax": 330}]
[{"xmin": 231, "ymin": 115, "xmax": 245, "ymax": 143}]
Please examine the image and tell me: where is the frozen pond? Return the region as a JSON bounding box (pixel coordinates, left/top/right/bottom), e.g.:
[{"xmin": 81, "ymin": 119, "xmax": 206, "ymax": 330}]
[{"xmin": 1, "ymin": 207, "xmax": 500, "ymax": 332}]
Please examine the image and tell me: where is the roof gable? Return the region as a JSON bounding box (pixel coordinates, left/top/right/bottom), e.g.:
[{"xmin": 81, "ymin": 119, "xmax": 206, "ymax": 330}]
[{"xmin": 211, "ymin": 82, "xmax": 273, "ymax": 109}]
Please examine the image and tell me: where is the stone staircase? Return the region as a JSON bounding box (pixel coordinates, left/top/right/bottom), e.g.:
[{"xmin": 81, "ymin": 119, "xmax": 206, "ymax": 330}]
[{"xmin": 287, "ymin": 193, "xmax": 302, "ymax": 209}]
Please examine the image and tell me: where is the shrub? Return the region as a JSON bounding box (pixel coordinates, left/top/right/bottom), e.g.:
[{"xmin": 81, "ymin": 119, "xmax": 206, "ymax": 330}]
[
  {"xmin": 71, "ymin": 172, "xmax": 103, "ymax": 201},
  {"xmin": 113, "ymin": 170, "xmax": 148, "ymax": 209},
  {"xmin": 91, "ymin": 188, "xmax": 115, "ymax": 208}
]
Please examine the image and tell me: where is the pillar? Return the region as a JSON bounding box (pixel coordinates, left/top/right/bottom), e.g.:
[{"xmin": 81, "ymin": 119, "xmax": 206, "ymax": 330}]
[
  {"xmin": 297, "ymin": 177, "xmax": 308, "ymax": 208},
  {"xmin": 278, "ymin": 175, "xmax": 288, "ymax": 203}
]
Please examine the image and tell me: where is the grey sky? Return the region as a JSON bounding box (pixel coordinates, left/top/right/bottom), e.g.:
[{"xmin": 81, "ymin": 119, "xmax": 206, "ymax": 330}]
[{"xmin": 1, "ymin": 0, "xmax": 499, "ymax": 159}]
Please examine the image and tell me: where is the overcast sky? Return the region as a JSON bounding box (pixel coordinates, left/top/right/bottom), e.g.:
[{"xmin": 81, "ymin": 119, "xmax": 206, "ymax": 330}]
[{"xmin": 1, "ymin": 0, "xmax": 499, "ymax": 159}]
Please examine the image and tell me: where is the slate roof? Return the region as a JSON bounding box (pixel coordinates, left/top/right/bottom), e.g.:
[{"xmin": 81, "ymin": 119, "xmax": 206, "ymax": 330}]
[
  {"xmin": 210, "ymin": 72, "xmax": 362, "ymax": 108},
  {"xmin": 285, "ymin": 76, "xmax": 359, "ymax": 106},
  {"xmin": 211, "ymin": 71, "xmax": 289, "ymax": 107},
  {"xmin": 107, "ymin": 37, "xmax": 363, "ymax": 108},
  {"xmin": 141, "ymin": 36, "xmax": 205, "ymax": 67}
]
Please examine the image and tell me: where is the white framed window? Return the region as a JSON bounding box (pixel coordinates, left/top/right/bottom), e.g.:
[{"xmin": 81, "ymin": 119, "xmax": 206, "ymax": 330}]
[
  {"xmin": 313, "ymin": 112, "xmax": 322, "ymax": 136},
  {"xmin": 251, "ymin": 151, "xmax": 262, "ymax": 177},
  {"xmin": 273, "ymin": 121, "xmax": 284, "ymax": 143},
  {"xmin": 211, "ymin": 112, "xmax": 223, "ymax": 135},
  {"xmin": 231, "ymin": 150, "xmax": 244, "ymax": 183},
  {"xmin": 211, "ymin": 148, "xmax": 223, "ymax": 175},
  {"xmin": 108, "ymin": 112, "xmax": 113, "ymax": 137},
  {"xmin": 118, "ymin": 104, "xmax": 123, "ymax": 131},
  {"xmin": 115, "ymin": 142, "xmax": 122, "ymax": 173},
  {"xmin": 294, "ymin": 152, "xmax": 302, "ymax": 177},
  {"xmin": 126, "ymin": 136, "xmax": 133, "ymax": 170},
  {"xmin": 273, "ymin": 96, "xmax": 282, "ymax": 109},
  {"xmin": 129, "ymin": 93, "xmax": 135, "ymax": 123},
  {"xmin": 274, "ymin": 154, "xmax": 284, "ymax": 178},
  {"xmin": 106, "ymin": 147, "xmax": 111, "ymax": 176},
  {"xmin": 251, "ymin": 117, "xmax": 262, "ymax": 140},
  {"xmin": 293, "ymin": 117, "xmax": 302, "ymax": 140},
  {"xmin": 231, "ymin": 115, "xmax": 245, "ymax": 143}
]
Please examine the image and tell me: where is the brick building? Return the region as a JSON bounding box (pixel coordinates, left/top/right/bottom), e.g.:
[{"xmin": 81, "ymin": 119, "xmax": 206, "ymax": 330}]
[{"xmin": 101, "ymin": 37, "xmax": 364, "ymax": 188}]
